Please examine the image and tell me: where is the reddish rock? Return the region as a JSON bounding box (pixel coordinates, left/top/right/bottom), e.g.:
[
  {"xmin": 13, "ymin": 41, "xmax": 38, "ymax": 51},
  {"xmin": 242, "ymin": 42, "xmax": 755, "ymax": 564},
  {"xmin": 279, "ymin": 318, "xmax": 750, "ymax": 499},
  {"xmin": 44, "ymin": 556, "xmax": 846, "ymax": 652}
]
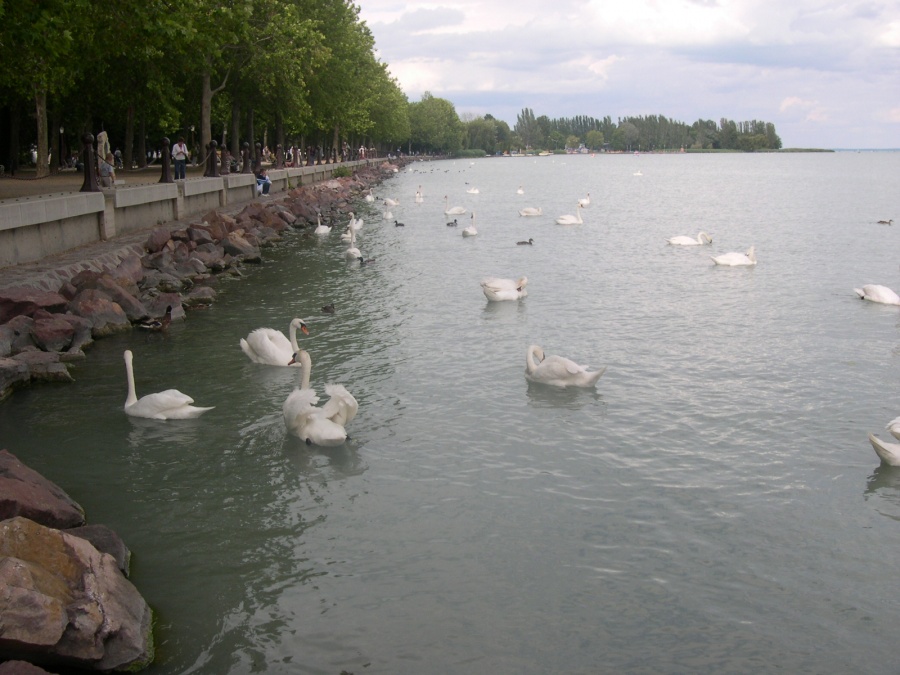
[
  {"xmin": 30, "ymin": 312, "xmax": 75, "ymax": 352},
  {"xmin": 11, "ymin": 351, "xmax": 73, "ymax": 384},
  {"xmin": 222, "ymin": 231, "xmax": 260, "ymax": 260},
  {"xmin": 5, "ymin": 316, "xmax": 36, "ymax": 352},
  {"xmin": 0, "ymin": 357, "xmax": 30, "ymax": 400},
  {"xmin": 0, "ymin": 517, "xmax": 154, "ymax": 672},
  {"xmin": 67, "ymin": 290, "xmax": 130, "ymax": 337},
  {"xmin": 143, "ymin": 226, "xmax": 172, "ymax": 254},
  {"xmin": 0, "ymin": 449, "xmax": 85, "ymax": 528},
  {"xmin": 0, "ymin": 288, "xmax": 68, "ymax": 325},
  {"xmin": 66, "ymin": 524, "xmax": 131, "ymax": 577}
]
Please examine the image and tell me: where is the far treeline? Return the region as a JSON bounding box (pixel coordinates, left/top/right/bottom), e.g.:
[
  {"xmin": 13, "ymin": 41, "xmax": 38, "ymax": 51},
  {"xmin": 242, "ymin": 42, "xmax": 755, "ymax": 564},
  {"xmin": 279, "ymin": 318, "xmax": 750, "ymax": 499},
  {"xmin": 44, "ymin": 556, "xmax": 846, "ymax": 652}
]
[{"xmin": 0, "ymin": 0, "xmax": 782, "ymax": 178}]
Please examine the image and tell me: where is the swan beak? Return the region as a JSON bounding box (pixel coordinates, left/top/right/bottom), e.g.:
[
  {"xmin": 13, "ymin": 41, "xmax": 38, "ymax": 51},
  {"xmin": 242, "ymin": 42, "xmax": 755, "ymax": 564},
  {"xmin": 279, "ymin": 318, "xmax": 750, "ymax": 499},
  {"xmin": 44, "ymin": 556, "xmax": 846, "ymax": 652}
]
[
  {"xmin": 288, "ymin": 353, "xmax": 298, "ymax": 365},
  {"xmin": 300, "ymin": 324, "xmax": 309, "ymax": 335}
]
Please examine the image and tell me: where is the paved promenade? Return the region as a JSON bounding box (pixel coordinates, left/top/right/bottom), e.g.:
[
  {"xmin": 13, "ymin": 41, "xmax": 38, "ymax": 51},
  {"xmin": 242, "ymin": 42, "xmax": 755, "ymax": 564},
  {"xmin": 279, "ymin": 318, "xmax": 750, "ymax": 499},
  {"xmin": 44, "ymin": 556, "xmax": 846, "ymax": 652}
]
[{"xmin": 0, "ymin": 165, "xmax": 265, "ymax": 293}]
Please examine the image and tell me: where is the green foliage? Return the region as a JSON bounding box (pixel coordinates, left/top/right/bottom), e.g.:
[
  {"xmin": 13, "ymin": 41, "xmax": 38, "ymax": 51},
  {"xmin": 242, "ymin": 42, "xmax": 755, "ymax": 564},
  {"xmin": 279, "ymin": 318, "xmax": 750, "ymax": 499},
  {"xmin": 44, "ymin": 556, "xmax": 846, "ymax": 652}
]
[
  {"xmin": 408, "ymin": 92, "xmax": 463, "ymax": 154},
  {"xmin": 456, "ymin": 148, "xmax": 486, "ymax": 158},
  {"xmin": 332, "ymin": 165, "xmax": 352, "ymax": 177}
]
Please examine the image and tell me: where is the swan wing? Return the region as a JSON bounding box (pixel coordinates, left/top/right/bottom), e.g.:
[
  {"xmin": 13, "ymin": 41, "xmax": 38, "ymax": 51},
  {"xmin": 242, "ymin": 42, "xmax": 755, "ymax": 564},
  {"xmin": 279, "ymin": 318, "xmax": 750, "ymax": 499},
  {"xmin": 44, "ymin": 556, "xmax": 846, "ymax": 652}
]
[
  {"xmin": 321, "ymin": 384, "xmax": 359, "ymax": 426},
  {"xmin": 712, "ymin": 252, "xmax": 754, "ymax": 266},
  {"xmin": 526, "ymin": 355, "xmax": 605, "ymax": 387},
  {"xmin": 241, "ymin": 329, "xmax": 294, "ymax": 365},
  {"xmin": 868, "ymin": 433, "xmax": 900, "ymax": 466},
  {"xmin": 668, "ymin": 235, "xmax": 698, "ymax": 245},
  {"xmin": 126, "ymin": 389, "xmax": 213, "ymax": 419},
  {"xmin": 887, "ymin": 417, "xmax": 900, "ymax": 441}
]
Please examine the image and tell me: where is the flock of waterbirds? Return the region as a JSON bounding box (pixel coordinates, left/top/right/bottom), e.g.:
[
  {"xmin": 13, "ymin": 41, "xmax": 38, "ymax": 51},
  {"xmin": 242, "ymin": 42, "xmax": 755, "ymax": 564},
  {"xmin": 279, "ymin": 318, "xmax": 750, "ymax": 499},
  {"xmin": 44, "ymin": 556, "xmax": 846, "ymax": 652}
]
[{"xmin": 120, "ymin": 167, "xmax": 898, "ymax": 461}]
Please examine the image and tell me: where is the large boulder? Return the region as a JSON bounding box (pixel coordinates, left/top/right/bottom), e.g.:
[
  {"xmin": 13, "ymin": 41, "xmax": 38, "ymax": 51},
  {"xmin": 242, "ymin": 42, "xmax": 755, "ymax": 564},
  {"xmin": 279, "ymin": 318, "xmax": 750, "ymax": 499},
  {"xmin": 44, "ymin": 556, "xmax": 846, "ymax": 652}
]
[
  {"xmin": 0, "ymin": 288, "xmax": 68, "ymax": 325},
  {"xmin": 0, "ymin": 661, "xmax": 55, "ymax": 674},
  {"xmin": 0, "ymin": 449, "xmax": 85, "ymax": 528},
  {"xmin": 0, "ymin": 358, "xmax": 30, "ymax": 401},
  {"xmin": 143, "ymin": 227, "xmax": 172, "ymax": 254},
  {"xmin": 0, "ymin": 517, "xmax": 154, "ymax": 672},
  {"xmin": 67, "ymin": 290, "xmax": 130, "ymax": 338},
  {"xmin": 222, "ymin": 231, "xmax": 260, "ymax": 261},
  {"xmin": 11, "ymin": 351, "xmax": 74, "ymax": 385},
  {"xmin": 30, "ymin": 311, "xmax": 75, "ymax": 353},
  {"xmin": 4, "ymin": 316, "xmax": 36, "ymax": 353},
  {"xmin": 65, "ymin": 524, "xmax": 131, "ymax": 577}
]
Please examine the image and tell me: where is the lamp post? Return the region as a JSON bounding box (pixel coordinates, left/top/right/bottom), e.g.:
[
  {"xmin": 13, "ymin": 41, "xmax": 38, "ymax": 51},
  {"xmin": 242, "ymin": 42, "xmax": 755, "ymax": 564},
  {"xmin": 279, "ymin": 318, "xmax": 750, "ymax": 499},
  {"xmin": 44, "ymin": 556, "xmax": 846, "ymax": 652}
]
[{"xmin": 190, "ymin": 126, "xmax": 195, "ymax": 164}]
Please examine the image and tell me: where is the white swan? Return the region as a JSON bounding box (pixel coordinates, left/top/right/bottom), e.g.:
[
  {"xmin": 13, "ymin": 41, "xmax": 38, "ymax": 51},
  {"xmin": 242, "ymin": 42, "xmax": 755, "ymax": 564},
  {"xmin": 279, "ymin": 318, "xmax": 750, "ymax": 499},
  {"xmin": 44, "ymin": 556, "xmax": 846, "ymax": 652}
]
[
  {"xmin": 364, "ymin": 190, "xmax": 375, "ymax": 203},
  {"xmin": 868, "ymin": 433, "xmax": 900, "ymax": 466},
  {"xmin": 348, "ymin": 212, "xmax": 363, "ymax": 231},
  {"xmin": 524, "ymin": 345, "xmax": 606, "ymax": 388},
  {"xmin": 578, "ymin": 192, "xmax": 591, "ymax": 207},
  {"xmin": 516, "ymin": 185, "xmax": 525, "ymax": 195},
  {"xmin": 382, "ymin": 209, "xmax": 393, "ymax": 220},
  {"xmin": 340, "ymin": 227, "xmax": 353, "ymax": 242},
  {"xmin": 481, "ymin": 276, "xmax": 527, "ymax": 301},
  {"xmin": 383, "ymin": 197, "xmax": 399, "ymax": 207},
  {"xmin": 314, "ymin": 213, "xmax": 330, "ymax": 235},
  {"xmin": 854, "ymin": 284, "xmax": 900, "ymax": 305},
  {"xmin": 467, "ymin": 187, "xmax": 480, "ymax": 194},
  {"xmin": 283, "ymin": 350, "xmax": 358, "ymax": 446},
  {"xmin": 462, "ymin": 212, "xmax": 478, "ymax": 237},
  {"xmin": 444, "ymin": 196, "xmax": 467, "ymax": 215},
  {"xmin": 415, "ymin": 190, "xmax": 424, "ymax": 203},
  {"xmin": 344, "ymin": 229, "xmax": 361, "ymax": 260},
  {"xmin": 519, "ymin": 207, "xmax": 542, "ymax": 217},
  {"xmin": 123, "ymin": 350, "xmax": 214, "ymax": 419},
  {"xmin": 888, "ymin": 416, "xmax": 900, "ymax": 440},
  {"xmin": 711, "ymin": 246, "xmax": 757, "ymax": 266},
  {"xmin": 556, "ymin": 204, "xmax": 584, "ymax": 225},
  {"xmin": 241, "ymin": 318, "xmax": 309, "ymax": 366},
  {"xmin": 668, "ymin": 232, "xmax": 712, "ymax": 246}
]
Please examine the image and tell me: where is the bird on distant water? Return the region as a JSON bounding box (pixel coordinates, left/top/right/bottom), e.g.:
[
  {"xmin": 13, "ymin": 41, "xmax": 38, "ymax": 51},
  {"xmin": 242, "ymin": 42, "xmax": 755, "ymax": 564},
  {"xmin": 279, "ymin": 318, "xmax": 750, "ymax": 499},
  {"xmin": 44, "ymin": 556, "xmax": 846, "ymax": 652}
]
[
  {"xmin": 322, "ymin": 302, "xmax": 335, "ymax": 314},
  {"xmin": 137, "ymin": 305, "xmax": 172, "ymax": 331},
  {"xmin": 446, "ymin": 219, "xmax": 458, "ymax": 227},
  {"xmin": 877, "ymin": 218, "xmax": 893, "ymax": 225},
  {"xmin": 517, "ymin": 238, "xmax": 534, "ymax": 245},
  {"xmin": 395, "ymin": 220, "xmax": 405, "ymax": 227}
]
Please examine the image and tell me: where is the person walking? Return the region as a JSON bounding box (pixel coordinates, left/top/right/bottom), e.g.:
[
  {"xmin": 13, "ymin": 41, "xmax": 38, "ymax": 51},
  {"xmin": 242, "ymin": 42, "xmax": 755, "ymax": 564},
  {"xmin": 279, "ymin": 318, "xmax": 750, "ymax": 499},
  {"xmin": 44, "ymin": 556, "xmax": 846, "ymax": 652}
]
[{"xmin": 172, "ymin": 136, "xmax": 190, "ymax": 180}]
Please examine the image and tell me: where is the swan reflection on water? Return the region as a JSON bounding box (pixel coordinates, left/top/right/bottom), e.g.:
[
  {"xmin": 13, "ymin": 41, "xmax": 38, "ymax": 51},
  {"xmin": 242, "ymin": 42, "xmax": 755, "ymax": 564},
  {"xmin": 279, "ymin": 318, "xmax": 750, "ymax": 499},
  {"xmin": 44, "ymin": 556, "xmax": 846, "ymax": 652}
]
[
  {"xmin": 126, "ymin": 415, "xmax": 208, "ymax": 450},
  {"xmin": 282, "ymin": 436, "xmax": 367, "ymax": 478},
  {"xmin": 524, "ymin": 379, "xmax": 605, "ymax": 410},
  {"xmin": 864, "ymin": 465, "xmax": 900, "ymax": 522}
]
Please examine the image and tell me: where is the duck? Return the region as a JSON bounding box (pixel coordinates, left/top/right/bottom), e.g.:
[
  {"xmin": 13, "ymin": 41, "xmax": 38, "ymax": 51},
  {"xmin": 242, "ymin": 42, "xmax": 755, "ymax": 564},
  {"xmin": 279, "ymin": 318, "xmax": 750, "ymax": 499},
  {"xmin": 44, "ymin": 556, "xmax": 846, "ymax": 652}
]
[
  {"xmin": 578, "ymin": 193, "xmax": 591, "ymax": 207},
  {"xmin": 123, "ymin": 350, "xmax": 214, "ymax": 419},
  {"xmin": 877, "ymin": 219, "xmax": 893, "ymax": 225},
  {"xmin": 446, "ymin": 219, "xmax": 458, "ymax": 227},
  {"xmin": 518, "ymin": 207, "xmax": 542, "ymax": 217},
  {"xmin": 517, "ymin": 238, "xmax": 534, "ymax": 245},
  {"xmin": 480, "ymin": 276, "xmax": 527, "ymax": 301},
  {"xmin": 524, "ymin": 345, "xmax": 606, "ymax": 388},
  {"xmin": 854, "ymin": 284, "xmax": 900, "ymax": 305},
  {"xmin": 462, "ymin": 212, "xmax": 478, "ymax": 237},
  {"xmin": 321, "ymin": 302, "xmax": 335, "ymax": 314},
  {"xmin": 357, "ymin": 256, "xmax": 376, "ymax": 265},
  {"xmin": 668, "ymin": 232, "xmax": 712, "ymax": 246},
  {"xmin": 868, "ymin": 433, "xmax": 900, "ymax": 466},
  {"xmin": 444, "ymin": 195, "xmax": 467, "ymax": 215},
  {"xmin": 556, "ymin": 204, "xmax": 584, "ymax": 225},
  {"xmin": 240, "ymin": 318, "xmax": 309, "ymax": 366},
  {"xmin": 394, "ymin": 220, "xmax": 405, "ymax": 227},
  {"xmin": 711, "ymin": 246, "xmax": 757, "ymax": 266},
  {"xmin": 137, "ymin": 305, "xmax": 172, "ymax": 331}
]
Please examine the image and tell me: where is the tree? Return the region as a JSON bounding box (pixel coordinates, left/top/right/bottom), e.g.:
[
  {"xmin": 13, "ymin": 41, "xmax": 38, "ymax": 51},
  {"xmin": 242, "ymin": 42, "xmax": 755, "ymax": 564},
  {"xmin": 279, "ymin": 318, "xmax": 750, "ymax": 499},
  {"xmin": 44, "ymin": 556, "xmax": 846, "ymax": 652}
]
[
  {"xmin": 565, "ymin": 134, "xmax": 581, "ymax": 150},
  {"xmin": 408, "ymin": 93, "xmax": 463, "ymax": 154},
  {"xmin": 585, "ymin": 130, "xmax": 605, "ymax": 150},
  {"xmin": 515, "ymin": 108, "xmax": 543, "ymax": 150}
]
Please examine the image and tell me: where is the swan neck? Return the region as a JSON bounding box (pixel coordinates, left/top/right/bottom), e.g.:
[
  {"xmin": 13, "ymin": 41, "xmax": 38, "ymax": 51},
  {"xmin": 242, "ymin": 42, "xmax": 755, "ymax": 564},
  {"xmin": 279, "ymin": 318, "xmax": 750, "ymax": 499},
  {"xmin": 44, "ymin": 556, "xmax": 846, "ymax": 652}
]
[
  {"xmin": 526, "ymin": 345, "xmax": 542, "ymax": 374},
  {"xmin": 124, "ymin": 351, "xmax": 138, "ymax": 406},
  {"xmin": 289, "ymin": 321, "xmax": 299, "ymax": 353}
]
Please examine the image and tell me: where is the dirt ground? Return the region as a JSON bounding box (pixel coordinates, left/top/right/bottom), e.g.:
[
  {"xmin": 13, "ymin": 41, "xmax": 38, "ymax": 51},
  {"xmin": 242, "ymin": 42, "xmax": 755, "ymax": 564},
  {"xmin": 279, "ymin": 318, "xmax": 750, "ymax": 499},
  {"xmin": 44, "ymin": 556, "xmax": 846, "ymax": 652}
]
[{"xmin": 0, "ymin": 164, "xmax": 210, "ymax": 201}]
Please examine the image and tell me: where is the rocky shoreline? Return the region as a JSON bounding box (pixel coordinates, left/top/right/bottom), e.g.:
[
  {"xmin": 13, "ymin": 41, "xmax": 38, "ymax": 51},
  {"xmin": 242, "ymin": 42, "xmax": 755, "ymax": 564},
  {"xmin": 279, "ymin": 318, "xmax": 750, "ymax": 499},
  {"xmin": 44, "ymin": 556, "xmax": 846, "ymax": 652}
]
[
  {"xmin": 0, "ymin": 160, "xmax": 405, "ymax": 402},
  {"xmin": 0, "ymin": 159, "xmax": 408, "ymax": 673}
]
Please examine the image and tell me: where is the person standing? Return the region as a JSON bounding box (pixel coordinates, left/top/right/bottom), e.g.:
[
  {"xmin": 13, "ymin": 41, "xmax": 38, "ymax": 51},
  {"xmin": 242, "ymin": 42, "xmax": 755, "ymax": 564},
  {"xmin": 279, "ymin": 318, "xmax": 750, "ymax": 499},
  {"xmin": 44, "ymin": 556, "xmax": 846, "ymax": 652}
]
[
  {"xmin": 99, "ymin": 152, "xmax": 116, "ymax": 187},
  {"xmin": 172, "ymin": 136, "xmax": 189, "ymax": 180}
]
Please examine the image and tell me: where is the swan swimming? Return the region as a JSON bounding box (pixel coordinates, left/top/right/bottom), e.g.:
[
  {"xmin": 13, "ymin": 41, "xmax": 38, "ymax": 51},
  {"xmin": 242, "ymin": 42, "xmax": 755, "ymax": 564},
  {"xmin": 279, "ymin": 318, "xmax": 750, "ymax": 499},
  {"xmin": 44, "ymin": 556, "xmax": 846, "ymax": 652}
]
[
  {"xmin": 467, "ymin": 187, "xmax": 480, "ymax": 194},
  {"xmin": 314, "ymin": 213, "xmax": 331, "ymax": 235},
  {"xmin": 444, "ymin": 195, "xmax": 467, "ymax": 215},
  {"xmin": 481, "ymin": 276, "xmax": 527, "ymax": 301},
  {"xmin": 854, "ymin": 284, "xmax": 900, "ymax": 305},
  {"xmin": 462, "ymin": 212, "xmax": 478, "ymax": 237},
  {"xmin": 519, "ymin": 207, "xmax": 542, "ymax": 217},
  {"xmin": 283, "ymin": 350, "xmax": 358, "ymax": 445},
  {"xmin": 516, "ymin": 186, "xmax": 525, "ymax": 195},
  {"xmin": 383, "ymin": 197, "xmax": 399, "ymax": 207},
  {"xmin": 123, "ymin": 350, "xmax": 214, "ymax": 419},
  {"xmin": 556, "ymin": 204, "xmax": 584, "ymax": 225},
  {"xmin": 524, "ymin": 345, "xmax": 606, "ymax": 388},
  {"xmin": 868, "ymin": 433, "xmax": 900, "ymax": 466},
  {"xmin": 345, "ymin": 229, "xmax": 362, "ymax": 260},
  {"xmin": 241, "ymin": 318, "xmax": 309, "ymax": 366},
  {"xmin": 578, "ymin": 193, "xmax": 591, "ymax": 207},
  {"xmin": 711, "ymin": 246, "xmax": 757, "ymax": 266},
  {"xmin": 668, "ymin": 232, "xmax": 712, "ymax": 246}
]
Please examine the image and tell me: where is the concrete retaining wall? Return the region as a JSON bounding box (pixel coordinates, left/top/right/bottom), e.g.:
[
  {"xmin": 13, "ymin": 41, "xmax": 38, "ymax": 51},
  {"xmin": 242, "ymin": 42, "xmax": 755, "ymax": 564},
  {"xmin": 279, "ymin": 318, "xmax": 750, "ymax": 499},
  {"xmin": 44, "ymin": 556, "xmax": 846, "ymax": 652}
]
[{"xmin": 0, "ymin": 160, "xmax": 372, "ymax": 268}]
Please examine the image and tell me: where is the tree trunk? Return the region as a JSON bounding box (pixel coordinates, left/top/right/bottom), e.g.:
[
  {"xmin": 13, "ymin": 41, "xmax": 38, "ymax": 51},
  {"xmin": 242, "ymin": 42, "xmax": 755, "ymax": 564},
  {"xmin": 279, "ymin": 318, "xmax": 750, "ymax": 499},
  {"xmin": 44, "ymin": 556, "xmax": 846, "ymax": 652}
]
[
  {"xmin": 137, "ymin": 116, "xmax": 147, "ymax": 168},
  {"xmin": 230, "ymin": 101, "xmax": 240, "ymax": 158},
  {"xmin": 201, "ymin": 71, "xmax": 213, "ymax": 155},
  {"xmin": 50, "ymin": 111, "xmax": 60, "ymax": 173},
  {"xmin": 247, "ymin": 108, "xmax": 255, "ymax": 160},
  {"xmin": 34, "ymin": 87, "xmax": 49, "ymax": 178},
  {"xmin": 124, "ymin": 104, "xmax": 135, "ymax": 171},
  {"xmin": 275, "ymin": 112, "xmax": 284, "ymax": 154}
]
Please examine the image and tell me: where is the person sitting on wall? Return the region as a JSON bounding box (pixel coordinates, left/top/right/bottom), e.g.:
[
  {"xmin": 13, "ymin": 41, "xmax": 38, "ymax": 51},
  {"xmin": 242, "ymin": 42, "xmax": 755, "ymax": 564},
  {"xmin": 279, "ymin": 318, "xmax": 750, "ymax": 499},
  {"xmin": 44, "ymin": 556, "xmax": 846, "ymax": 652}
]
[{"xmin": 256, "ymin": 167, "xmax": 272, "ymax": 196}]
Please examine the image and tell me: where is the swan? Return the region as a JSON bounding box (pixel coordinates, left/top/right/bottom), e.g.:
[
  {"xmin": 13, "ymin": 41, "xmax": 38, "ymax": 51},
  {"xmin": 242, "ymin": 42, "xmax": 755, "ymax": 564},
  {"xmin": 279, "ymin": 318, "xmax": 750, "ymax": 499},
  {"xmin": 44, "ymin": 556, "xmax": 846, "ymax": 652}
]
[
  {"xmin": 888, "ymin": 416, "xmax": 900, "ymax": 441},
  {"xmin": 467, "ymin": 187, "xmax": 480, "ymax": 194},
  {"xmin": 415, "ymin": 191, "xmax": 424, "ymax": 203},
  {"xmin": 517, "ymin": 238, "xmax": 534, "ymax": 245},
  {"xmin": 340, "ymin": 227, "xmax": 353, "ymax": 242},
  {"xmin": 345, "ymin": 231, "xmax": 362, "ymax": 261},
  {"xmin": 348, "ymin": 212, "xmax": 363, "ymax": 231},
  {"xmin": 383, "ymin": 209, "xmax": 393, "ymax": 220},
  {"xmin": 444, "ymin": 196, "xmax": 467, "ymax": 215},
  {"xmin": 877, "ymin": 219, "xmax": 893, "ymax": 225},
  {"xmin": 480, "ymin": 276, "xmax": 527, "ymax": 301},
  {"xmin": 240, "ymin": 317, "xmax": 309, "ymax": 366},
  {"xmin": 383, "ymin": 197, "xmax": 399, "ymax": 207},
  {"xmin": 314, "ymin": 213, "xmax": 330, "ymax": 234},
  {"xmin": 556, "ymin": 204, "xmax": 584, "ymax": 225},
  {"xmin": 462, "ymin": 212, "xmax": 478, "ymax": 237},
  {"xmin": 868, "ymin": 433, "xmax": 900, "ymax": 466},
  {"xmin": 578, "ymin": 193, "xmax": 591, "ymax": 207},
  {"xmin": 123, "ymin": 350, "xmax": 214, "ymax": 419},
  {"xmin": 668, "ymin": 232, "xmax": 712, "ymax": 246},
  {"xmin": 854, "ymin": 284, "xmax": 900, "ymax": 305},
  {"xmin": 364, "ymin": 190, "xmax": 375, "ymax": 203},
  {"xmin": 524, "ymin": 345, "xmax": 606, "ymax": 388},
  {"xmin": 519, "ymin": 207, "xmax": 542, "ymax": 217},
  {"xmin": 516, "ymin": 185, "xmax": 525, "ymax": 195},
  {"xmin": 283, "ymin": 350, "xmax": 358, "ymax": 445},
  {"xmin": 711, "ymin": 246, "xmax": 757, "ymax": 266}
]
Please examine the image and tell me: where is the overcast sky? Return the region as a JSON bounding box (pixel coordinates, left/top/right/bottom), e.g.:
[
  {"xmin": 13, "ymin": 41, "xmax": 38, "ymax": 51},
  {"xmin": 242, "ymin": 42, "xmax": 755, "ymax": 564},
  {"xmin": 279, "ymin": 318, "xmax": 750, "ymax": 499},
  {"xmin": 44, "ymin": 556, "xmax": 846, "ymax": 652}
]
[{"xmin": 357, "ymin": 0, "xmax": 900, "ymax": 149}]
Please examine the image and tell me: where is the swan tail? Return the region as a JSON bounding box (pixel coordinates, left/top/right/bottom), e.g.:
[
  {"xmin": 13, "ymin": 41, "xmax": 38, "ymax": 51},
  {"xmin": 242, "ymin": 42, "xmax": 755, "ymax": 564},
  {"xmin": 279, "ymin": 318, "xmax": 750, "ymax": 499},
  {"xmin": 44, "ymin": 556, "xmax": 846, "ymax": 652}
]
[{"xmin": 868, "ymin": 433, "xmax": 900, "ymax": 466}]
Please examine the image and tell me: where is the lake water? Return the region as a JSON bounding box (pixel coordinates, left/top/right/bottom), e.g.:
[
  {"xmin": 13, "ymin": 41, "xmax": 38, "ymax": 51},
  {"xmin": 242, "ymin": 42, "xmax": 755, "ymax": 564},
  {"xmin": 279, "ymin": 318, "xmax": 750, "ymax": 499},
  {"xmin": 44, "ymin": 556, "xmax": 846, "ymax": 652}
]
[{"xmin": 2, "ymin": 151, "xmax": 899, "ymax": 674}]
